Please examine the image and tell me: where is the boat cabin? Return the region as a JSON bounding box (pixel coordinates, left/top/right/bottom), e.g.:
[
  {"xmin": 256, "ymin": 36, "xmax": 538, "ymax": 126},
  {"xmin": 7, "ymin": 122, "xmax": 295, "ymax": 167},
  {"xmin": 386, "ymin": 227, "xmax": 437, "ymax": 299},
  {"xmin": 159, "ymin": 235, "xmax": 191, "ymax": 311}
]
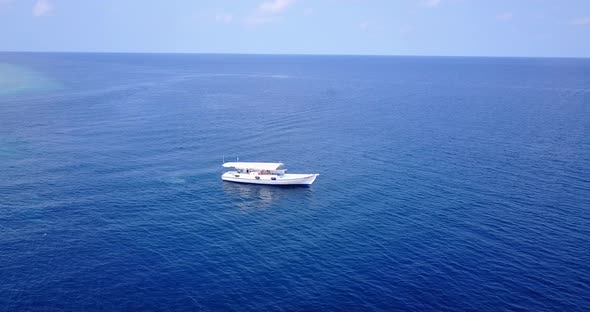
[{"xmin": 223, "ymin": 162, "xmax": 286, "ymax": 176}]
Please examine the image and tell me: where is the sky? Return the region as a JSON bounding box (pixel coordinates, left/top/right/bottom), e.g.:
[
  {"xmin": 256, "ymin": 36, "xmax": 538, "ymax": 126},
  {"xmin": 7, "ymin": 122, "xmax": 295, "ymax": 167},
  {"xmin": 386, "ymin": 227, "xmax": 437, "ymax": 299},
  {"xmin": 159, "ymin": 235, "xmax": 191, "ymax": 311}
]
[{"xmin": 1, "ymin": 0, "xmax": 589, "ymax": 57}]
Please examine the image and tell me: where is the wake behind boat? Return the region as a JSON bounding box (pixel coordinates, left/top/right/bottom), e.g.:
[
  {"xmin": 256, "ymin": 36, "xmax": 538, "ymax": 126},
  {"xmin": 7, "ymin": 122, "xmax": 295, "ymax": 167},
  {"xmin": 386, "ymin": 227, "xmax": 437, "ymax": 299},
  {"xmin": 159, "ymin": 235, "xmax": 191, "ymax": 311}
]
[{"xmin": 221, "ymin": 162, "xmax": 319, "ymax": 185}]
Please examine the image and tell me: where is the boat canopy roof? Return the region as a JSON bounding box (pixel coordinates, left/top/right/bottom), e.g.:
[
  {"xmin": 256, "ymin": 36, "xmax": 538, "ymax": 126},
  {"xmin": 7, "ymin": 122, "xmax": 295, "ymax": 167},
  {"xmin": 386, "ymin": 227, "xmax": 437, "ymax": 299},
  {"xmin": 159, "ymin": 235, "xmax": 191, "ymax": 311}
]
[{"xmin": 223, "ymin": 162, "xmax": 284, "ymax": 170}]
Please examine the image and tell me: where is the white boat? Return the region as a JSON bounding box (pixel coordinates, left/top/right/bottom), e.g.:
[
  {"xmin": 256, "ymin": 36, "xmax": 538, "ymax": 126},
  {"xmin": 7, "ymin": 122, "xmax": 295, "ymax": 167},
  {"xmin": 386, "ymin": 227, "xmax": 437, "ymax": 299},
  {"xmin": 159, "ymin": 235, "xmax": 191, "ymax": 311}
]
[{"xmin": 221, "ymin": 162, "xmax": 319, "ymax": 185}]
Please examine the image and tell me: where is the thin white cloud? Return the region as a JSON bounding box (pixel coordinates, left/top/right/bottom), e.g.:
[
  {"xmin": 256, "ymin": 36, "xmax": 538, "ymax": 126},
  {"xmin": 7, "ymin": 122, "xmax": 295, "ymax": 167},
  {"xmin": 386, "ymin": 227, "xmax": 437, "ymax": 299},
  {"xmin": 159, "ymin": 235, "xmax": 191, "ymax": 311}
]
[
  {"xmin": 244, "ymin": 0, "xmax": 296, "ymax": 26},
  {"xmin": 496, "ymin": 12, "xmax": 513, "ymax": 21},
  {"xmin": 423, "ymin": 0, "xmax": 441, "ymax": 8},
  {"xmin": 570, "ymin": 17, "xmax": 590, "ymax": 26},
  {"xmin": 359, "ymin": 21, "xmax": 370, "ymax": 31},
  {"xmin": 215, "ymin": 13, "xmax": 234, "ymax": 24},
  {"xmin": 32, "ymin": 0, "xmax": 52, "ymax": 17},
  {"xmin": 257, "ymin": 0, "xmax": 295, "ymax": 14}
]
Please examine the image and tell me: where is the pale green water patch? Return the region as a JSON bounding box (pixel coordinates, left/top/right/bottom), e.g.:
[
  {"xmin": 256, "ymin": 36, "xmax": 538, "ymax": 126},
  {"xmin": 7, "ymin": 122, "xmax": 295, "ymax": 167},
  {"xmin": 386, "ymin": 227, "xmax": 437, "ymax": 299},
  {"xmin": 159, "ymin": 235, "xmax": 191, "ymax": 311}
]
[
  {"xmin": 0, "ymin": 136, "xmax": 31, "ymax": 160},
  {"xmin": 0, "ymin": 63, "xmax": 61, "ymax": 96}
]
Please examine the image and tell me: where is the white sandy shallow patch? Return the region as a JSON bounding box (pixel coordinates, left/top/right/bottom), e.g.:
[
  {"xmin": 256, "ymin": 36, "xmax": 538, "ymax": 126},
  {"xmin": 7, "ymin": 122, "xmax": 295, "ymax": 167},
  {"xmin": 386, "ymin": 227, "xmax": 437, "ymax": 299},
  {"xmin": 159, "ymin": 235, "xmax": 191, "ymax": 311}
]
[{"xmin": 0, "ymin": 63, "xmax": 60, "ymax": 95}]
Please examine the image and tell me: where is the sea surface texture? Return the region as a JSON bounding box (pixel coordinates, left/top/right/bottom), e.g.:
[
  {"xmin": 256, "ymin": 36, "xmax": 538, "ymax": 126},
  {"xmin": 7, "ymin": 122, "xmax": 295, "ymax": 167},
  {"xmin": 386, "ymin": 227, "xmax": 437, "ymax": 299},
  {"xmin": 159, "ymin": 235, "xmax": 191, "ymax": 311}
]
[{"xmin": 1, "ymin": 53, "xmax": 589, "ymax": 311}]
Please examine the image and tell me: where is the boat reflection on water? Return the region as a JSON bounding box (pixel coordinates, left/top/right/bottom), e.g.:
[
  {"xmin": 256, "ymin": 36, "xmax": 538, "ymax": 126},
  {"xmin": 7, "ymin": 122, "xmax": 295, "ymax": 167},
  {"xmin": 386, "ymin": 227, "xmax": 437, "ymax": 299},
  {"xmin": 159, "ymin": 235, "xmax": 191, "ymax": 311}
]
[{"xmin": 221, "ymin": 181, "xmax": 314, "ymax": 211}]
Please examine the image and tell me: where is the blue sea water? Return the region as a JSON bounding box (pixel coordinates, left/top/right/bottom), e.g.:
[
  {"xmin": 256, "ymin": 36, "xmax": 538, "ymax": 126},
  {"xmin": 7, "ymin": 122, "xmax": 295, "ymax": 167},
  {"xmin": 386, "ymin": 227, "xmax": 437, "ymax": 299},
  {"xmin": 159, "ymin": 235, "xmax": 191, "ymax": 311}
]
[{"xmin": 1, "ymin": 52, "xmax": 589, "ymax": 311}]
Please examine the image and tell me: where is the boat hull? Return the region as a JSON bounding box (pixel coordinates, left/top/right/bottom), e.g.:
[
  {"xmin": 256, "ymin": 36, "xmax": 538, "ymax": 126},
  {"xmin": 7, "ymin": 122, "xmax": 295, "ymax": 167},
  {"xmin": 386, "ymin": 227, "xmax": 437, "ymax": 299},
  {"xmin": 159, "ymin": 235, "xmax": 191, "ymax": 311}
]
[{"xmin": 222, "ymin": 172, "xmax": 319, "ymax": 185}]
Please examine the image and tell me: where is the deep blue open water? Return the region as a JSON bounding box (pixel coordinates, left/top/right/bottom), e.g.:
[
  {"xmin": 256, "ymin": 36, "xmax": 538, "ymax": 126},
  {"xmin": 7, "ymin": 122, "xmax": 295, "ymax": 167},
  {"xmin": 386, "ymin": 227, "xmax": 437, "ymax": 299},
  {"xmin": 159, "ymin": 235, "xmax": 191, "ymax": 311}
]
[{"xmin": 1, "ymin": 52, "xmax": 589, "ymax": 311}]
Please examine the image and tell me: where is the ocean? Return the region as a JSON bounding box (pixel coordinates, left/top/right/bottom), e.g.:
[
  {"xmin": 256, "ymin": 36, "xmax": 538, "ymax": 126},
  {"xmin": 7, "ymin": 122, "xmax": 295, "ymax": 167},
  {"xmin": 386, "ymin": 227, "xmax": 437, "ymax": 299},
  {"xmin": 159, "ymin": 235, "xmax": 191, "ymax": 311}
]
[{"xmin": 1, "ymin": 52, "xmax": 589, "ymax": 311}]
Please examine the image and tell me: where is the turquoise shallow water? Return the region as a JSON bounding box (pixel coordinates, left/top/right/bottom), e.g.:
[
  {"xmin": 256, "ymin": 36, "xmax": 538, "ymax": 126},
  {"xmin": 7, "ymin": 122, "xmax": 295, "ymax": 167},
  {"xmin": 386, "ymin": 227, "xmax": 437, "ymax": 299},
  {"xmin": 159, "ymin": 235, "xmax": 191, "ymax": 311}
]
[
  {"xmin": 0, "ymin": 52, "xmax": 589, "ymax": 311},
  {"xmin": 0, "ymin": 62, "xmax": 59, "ymax": 95}
]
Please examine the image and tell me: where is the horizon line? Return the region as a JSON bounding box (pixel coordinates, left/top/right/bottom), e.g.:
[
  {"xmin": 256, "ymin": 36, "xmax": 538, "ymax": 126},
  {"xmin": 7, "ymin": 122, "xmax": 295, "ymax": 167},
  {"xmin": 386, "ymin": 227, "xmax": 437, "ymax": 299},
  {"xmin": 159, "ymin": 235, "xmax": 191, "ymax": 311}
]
[{"xmin": 1, "ymin": 50, "xmax": 589, "ymax": 60}]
